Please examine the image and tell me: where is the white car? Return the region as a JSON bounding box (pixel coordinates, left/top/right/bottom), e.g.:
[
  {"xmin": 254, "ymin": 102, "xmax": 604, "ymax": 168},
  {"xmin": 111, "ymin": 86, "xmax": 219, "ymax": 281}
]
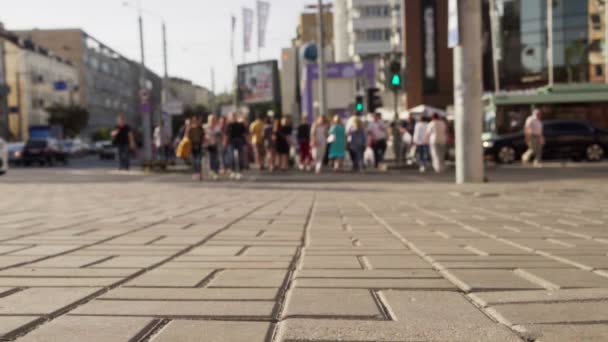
[{"xmin": 0, "ymin": 138, "xmax": 8, "ymax": 175}]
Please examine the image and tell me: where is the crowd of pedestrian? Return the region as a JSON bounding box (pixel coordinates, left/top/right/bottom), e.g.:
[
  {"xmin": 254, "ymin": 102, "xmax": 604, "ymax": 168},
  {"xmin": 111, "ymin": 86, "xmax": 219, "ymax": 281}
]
[{"xmin": 112, "ymin": 109, "xmax": 451, "ymax": 180}]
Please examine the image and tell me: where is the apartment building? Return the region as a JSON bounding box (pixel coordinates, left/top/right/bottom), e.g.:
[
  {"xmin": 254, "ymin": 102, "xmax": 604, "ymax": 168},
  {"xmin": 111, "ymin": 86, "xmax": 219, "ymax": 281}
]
[{"xmin": 4, "ymin": 36, "xmax": 78, "ymax": 140}]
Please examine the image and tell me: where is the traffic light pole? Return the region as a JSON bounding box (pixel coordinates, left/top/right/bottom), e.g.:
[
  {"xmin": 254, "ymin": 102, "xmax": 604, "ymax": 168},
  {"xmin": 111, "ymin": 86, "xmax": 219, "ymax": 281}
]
[
  {"xmin": 316, "ymin": 0, "xmax": 328, "ymax": 117},
  {"xmin": 453, "ymin": 0, "xmax": 484, "ymax": 183},
  {"xmin": 392, "ymin": 88, "xmax": 401, "ymax": 165}
]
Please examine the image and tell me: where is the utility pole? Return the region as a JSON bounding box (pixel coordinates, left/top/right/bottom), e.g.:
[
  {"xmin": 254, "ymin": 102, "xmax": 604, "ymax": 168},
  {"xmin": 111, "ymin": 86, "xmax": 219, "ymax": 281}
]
[
  {"xmin": 489, "ymin": 0, "xmax": 501, "ymax": 92},
  {"xmin": 547, "ymin": 0, "xmax": 554, "ymax": 87},
  {"xmin": 316, "ymin": 0, "xmax": 328, "ymax": 117},
  {"xmin": 16, "ymin": 71, "xmax": 22, "ymax": 141},
  {"xmin": 161, "ymin": 20, "xmax": 168, "ymax": 158},
  {"xmin": 137, "ymin": 0, "xmax": 152, "ymax": 160},
  {"xmin": 389, "ymin": 0, "xmax": 401, "ymax": 165},
  {"xmin": 453, "ymin": 0, "xmax": 484, "ymax": 184}
]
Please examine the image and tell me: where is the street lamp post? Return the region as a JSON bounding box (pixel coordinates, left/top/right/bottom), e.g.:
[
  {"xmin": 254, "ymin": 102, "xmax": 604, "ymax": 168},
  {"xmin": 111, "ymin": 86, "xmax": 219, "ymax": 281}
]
[
  {"xmin": 316, "ymin": 0, "xmax": 328, "ymax": 117},
  {"xmin": 453, "ymin": 0, "xmax": 484, "ymax": 184},
  {"xmin": 136, "ymin": 0, "xmax": 153, "ymax": 160}
]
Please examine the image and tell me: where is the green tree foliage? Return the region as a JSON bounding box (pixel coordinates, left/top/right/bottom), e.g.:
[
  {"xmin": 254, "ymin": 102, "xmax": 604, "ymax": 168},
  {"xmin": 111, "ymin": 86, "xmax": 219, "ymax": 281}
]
[
  {"xmin": 46, "ymin": 105, "xmax": 89, "ymax": 138},
  {"xmin": 91, "ymin": 128, "xmax": 112, "ymax": 142}
]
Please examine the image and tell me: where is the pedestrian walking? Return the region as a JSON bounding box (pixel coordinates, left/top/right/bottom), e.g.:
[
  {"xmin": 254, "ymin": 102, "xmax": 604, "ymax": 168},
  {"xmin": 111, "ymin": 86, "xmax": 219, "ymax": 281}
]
[
  {"xmin": 249, "ymin": 112, "xmax": 266, "ymax": 170},
  {"xmin": 297, "ymin": 117, "xmax": 312, "ymax": 170},
  {"xmin": 310, "ymin": 115, "xmax": 329, "ymax": 174},
  {"xmin": 274, "ymin": 117, "xmax": 293, "ymax": 171},
  {"xmin": 111, "ymin": 115, "xmax": 136, "ymax": 171},
  {"xmin": 426, "ymin": 113, "xmax": 448, "ymax": 173},
  {"xmin": 153, "ymin": 122, "xmax": 171, "ymax": 161},
  {"xmin": 205, "ymin": 115, "xmax": 222, "ymax": 180},
  {"xmin": 225, "ymin": 113, "xmax": 248, "ymax": 179},
  {"xmin": 522, "ymin": 108, "xmax": 544, "ymax": 167},
  {"xmin": 348, "ymin": 116, "xmax": 367, "ymax": 172},
  {"xmin": 367, "ymin": 113, "xmax": 388, "ymax": 168},
  {"xmin": 413, "ymin": 116, "xmax": 431, "ymax": 173},
  {"xmin": 186, "ymin": 115, "xmax": 205, "ymax": 181},
  {"xmin": 263, "ymin": 117, "xmax": 275, "ymax": 172},
  {"xmin": 328, "ymin": 116, "xmax": 346, "ymax": 171}
]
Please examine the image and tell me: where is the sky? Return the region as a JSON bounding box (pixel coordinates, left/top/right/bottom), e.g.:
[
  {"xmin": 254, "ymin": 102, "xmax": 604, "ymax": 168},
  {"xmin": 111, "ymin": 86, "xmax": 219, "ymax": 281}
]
[{"xmin": 2, "ymin": 0, "xmax": 314, "ymax": 92}]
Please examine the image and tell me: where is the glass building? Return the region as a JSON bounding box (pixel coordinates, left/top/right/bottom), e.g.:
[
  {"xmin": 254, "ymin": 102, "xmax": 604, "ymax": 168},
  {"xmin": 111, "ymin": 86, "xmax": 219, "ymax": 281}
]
[{"xmin": 496, "ymin": 0, "xmax": 601, "ymax": 89}]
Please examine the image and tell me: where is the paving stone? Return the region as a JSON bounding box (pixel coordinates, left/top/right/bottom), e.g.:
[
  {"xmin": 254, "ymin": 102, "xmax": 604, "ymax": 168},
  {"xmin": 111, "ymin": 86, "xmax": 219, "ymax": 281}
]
[
  {"xmin": 17, "ymin": 316, "xmax": 152, "ymax": 342},
  {"xmin": 101, "ymin": 287, "xmax": 279, "ymax": 300},
  {"xmin": 443, "ymin": 269, "xmax": 544, "ymax": 292},
  {"xmin": 125, "ymin": 269, "xmax": 214, "ymax": 287},
  {"xmin": 517, "ymin": 268, "xmax": 608, "ymax": 289},
  {"xmin": 280, "ymin": 291, "xmax": 520, "ymax": 341},
  {"xmin": 0, "ymin": 287, "xmax": 99, "ymax": 314},
  {"xmin": 470, "ymin": 288, "xmax": 608, "ymax": 307},
  {"xmin": 163, "ymin": 261, "xmax": 290, "ymax": 269},
  {"xmin": 0, "ymin": 316, "xmax": 39, "ymax": 337},
  {"xmin": 520, "ymin": 323, "xmax": 608, "ymax": 342},
  {"xmin": 209, "ymin": 270, "xmax": 287, "ymax": 287},
  {"xmin": 285, "ymin": 289, "xmax": 382, "ymax": 318},
  {"xmin": 187, "ymin": 246, "xmax": 244, "ymax": 256},
  {"xmin": 151, "ymin": 320, "xmax": 271, "ymax": 342},
  {"xmin": 487, "ymin": 301, "xmax": 608, "ymax": 325},
  {"xmin": 0, "ymin": 277, "xmax": 117, "ymax": 287},
  {"xmin": 0, "ymin": 267, "xmax": 137, "ymax": 278},
  {"xmin": 301, "ymin": 255, "xmax": 362, "ymax": 269},
  {"xmin": 7, "ymin": 245, "xmax": 79, "ymax": 256},
  {"xmin": 297, "ymin": 269, "xmax": 441, "ymax": 278},
  {"xmin": 89, "ymin": 256, "xmax": 167, "ymax": 268},
  {"xmin": 295, "ymin": 277, "xmax": 456, "ymax": 289},
  {"xmin": 365, "ymin": 255, "xmax": 433, "ymax": 269},
  {"xmin": 29, "ymin": 256, "xmax": 112, "ymax": 268},
  {"xmin": 71, "ymin": 299, "xmax": 274, "ymax": 317}
]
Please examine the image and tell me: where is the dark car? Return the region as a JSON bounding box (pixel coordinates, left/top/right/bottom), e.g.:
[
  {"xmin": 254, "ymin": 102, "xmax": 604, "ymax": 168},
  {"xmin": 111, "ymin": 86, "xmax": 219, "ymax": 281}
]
[
  {"xmin": 484, "ymin": 120, "xmax": 608, "ymax": 163},
  {"xmin": 97, "ymin": 141, "xmax": 116, "ymax": 160},
  {"xmin": 22, "ymin": 138, "xmax": 69, "ymax": 166}
]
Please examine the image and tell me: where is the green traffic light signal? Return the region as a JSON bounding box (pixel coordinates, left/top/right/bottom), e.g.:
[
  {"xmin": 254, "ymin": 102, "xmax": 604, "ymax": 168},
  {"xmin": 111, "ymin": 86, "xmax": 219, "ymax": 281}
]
[
  {"xmin": 356, "ymin": 102, "xmax": 364, "ymax": 112},
  {"xmin": 391, "ymin": 74, "xmax": 401, "ymax": 87}
]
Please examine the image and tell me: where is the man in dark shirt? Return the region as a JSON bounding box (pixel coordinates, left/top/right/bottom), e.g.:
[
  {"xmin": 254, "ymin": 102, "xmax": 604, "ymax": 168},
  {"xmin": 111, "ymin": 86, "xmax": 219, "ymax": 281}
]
[
  {"xmin": 297, "ymin": 118, "xmax": 312, "ymax": 170},
  {"xmin": 224, "ymin": 113, "xmax": 248, "ymax": 179},
  {"xmin": 111, "ymin": 115, "xmax": 135, "ymax": 170}
]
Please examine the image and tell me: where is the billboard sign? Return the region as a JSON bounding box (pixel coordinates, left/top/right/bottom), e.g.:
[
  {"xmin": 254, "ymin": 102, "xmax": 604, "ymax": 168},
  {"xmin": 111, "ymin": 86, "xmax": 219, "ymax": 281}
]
[{"xmin": 237, "ymin": 60, "xmax": 280, "ymax": 105}]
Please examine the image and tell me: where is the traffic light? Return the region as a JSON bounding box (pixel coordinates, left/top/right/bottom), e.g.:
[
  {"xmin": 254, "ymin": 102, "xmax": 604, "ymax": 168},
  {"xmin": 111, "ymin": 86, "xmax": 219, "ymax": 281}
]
[
  {"xmin": 388, "ymin": 60, "xmax": 402, "ymax": 91},
  {"xmin": 367, "ymin": 87, "xmax": 383, "ymax": 114},
  {"xmin": 355, "ymin": 95, "xmax": 364, "ymax": 114}
]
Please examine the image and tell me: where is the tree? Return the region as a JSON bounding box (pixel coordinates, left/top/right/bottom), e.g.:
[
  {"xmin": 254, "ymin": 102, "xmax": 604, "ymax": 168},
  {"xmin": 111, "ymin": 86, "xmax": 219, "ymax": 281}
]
[
  {"xmin": 91, "ymin": 128, "xmax": 112, "ymax": 142},
  {"xmin": 46, "ymin": 105, "xmax": 89, "ymax": 138}
]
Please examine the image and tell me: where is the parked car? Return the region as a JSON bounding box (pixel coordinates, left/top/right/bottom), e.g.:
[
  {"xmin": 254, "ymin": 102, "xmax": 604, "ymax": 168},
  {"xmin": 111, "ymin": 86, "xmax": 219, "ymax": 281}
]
[
  {"xmin": 0, "ymin": 138, "xmax": 7, "ymax": 175},
  {"xmin": 61, "ymin": 139, "xmax": 88, "ymax": 157},
  {"xmin": 22, "ymin": 138, "xmax": 69, "ymax": 166},
  {"xmin": 483, "ymin": 120, "xmax": 608, "ymax": 163},
  {"xmin": 97, "ymin": 141, "xmax": 116, "ymax": 160},
  {"xmin": 8, "ymin": 142, "xmax": 25, "ymax": 166}
]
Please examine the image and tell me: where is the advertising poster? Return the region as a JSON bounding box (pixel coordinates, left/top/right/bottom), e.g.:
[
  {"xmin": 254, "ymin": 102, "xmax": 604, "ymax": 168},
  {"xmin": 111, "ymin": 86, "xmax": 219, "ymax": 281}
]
[{"xmin": 237, "ymin": 61, "xmax": 279, "ymax": 105}]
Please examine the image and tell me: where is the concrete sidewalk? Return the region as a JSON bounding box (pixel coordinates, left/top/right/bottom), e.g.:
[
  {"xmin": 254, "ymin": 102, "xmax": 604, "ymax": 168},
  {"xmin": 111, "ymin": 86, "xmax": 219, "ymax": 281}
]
[{"xmin": 0, "ymin": 177, "xmax": 607, "ymax": 341}]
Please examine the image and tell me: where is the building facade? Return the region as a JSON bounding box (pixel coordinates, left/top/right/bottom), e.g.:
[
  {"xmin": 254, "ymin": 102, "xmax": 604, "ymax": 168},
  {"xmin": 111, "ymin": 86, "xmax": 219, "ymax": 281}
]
[
  {"xmin": 168, "ymin": 77, "xmax": 197, "ymax": 109},
  {"xmin": 194, "ymin": 85, "xmax": 213, "ymax": 109},
  {"xmin": 334, "ymin": 0, "xmax": 403, "ymax": 61},
  {"xmin": 15, "ymin": 29, "xmax": 148, "ymax": 136},
  {"xmin": 4, "ymin": 36, "xmax": 78, "ymax": 141}
]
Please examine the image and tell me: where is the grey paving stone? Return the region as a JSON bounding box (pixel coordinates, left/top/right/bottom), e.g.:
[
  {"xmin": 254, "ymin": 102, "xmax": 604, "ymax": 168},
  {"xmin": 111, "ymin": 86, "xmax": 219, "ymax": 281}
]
[
  {"xmin": 0, "ymin": 277, "xmax": 117, "ymax": 287},
  {"xmin": 0, "ymin": 287, "xmax": 99, "ymax": 315},
  {"xmin": 470, "ymin": 288, "xmax": 608, "ymax": 307},
  {"xmin": 297, "ymin": 269, "xmax": 441, "ymax": 279},
  {"xmin": 517, "ymin": 268, "xmax": 608, "ymax": 289},
  {"xmin": 0, "ymin": 316, "xmax": 39, "ymax": 337},
  {"xmin": 187, "ymin": 246, "xmax": 244, "ymax": 256},
  {"xmin": 29, "ymin": 256, "xmax": 112, "ymax": 268},
  {"xmin": 365, "ymin": 255, "xmax": 434, "ymax": 269},
  {"xmin": 151, "ymin": 321, "xmax": 271, "ymax": 342},
  {"xmin": 280, "ymin": 291, "xmax": 520, "ymax": 341},
  {"xmin": 520, "ymin": 323, "xmax": 608, "ymax": 342},
  {"xmin": 16, "ymin": 316, "xmax": 153, "ymax": 342},
  {"xmin": 301, "ymin": 255, "xmax": 362, "ymax": 269},
  {"xmin": 0, "ymin": 267, "xmax": 137, "ymax": 278},
  {"xmin": 443, "ymin": 269, "xmax": 544, "ymax": 292},
  {"xmin": 71, "ymin": 299, "xmax": 274, "ymax": 317},
  {"xmin": 125, "ymin": 269, "xmax": 215, "ymax": 287},
  {"xmin": 285, "ymin": 288, "xmax": 382, "ymax": 318},
  {"xmin": 101, "ymin": 287, "xmax": 279, "ymax": 300},
  {"xmin": 487, "ymin": 301, "xmax": 608, "ymax": 325},
  {"xmin": 163, "ymin": 261, "xmax": 290, "ymax": 269},
  {"xmin": 89, "ymin": 256, "xmax": 167, "ymax": 268},
  {"xmin": 209, "ymin": 270, "xmax": 287, "ymax": 287}
]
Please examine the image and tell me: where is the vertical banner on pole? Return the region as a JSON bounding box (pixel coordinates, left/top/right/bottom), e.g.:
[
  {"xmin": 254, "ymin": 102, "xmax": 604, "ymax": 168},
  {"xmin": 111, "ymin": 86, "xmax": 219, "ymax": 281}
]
[
  {"xmin": 231, "ymin": 15, "xmax": 237, "ymax": 61},
  {"xmin": 448, "ymin": 0, "xmax": 459, "ymax": 48},
  {"xmin": 257, "ymin": 1, "xmax": 271, "ymax": 49},
  {"xmin": 243, "ymin": 7, "xmax": 254, "ymax": 54}
]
